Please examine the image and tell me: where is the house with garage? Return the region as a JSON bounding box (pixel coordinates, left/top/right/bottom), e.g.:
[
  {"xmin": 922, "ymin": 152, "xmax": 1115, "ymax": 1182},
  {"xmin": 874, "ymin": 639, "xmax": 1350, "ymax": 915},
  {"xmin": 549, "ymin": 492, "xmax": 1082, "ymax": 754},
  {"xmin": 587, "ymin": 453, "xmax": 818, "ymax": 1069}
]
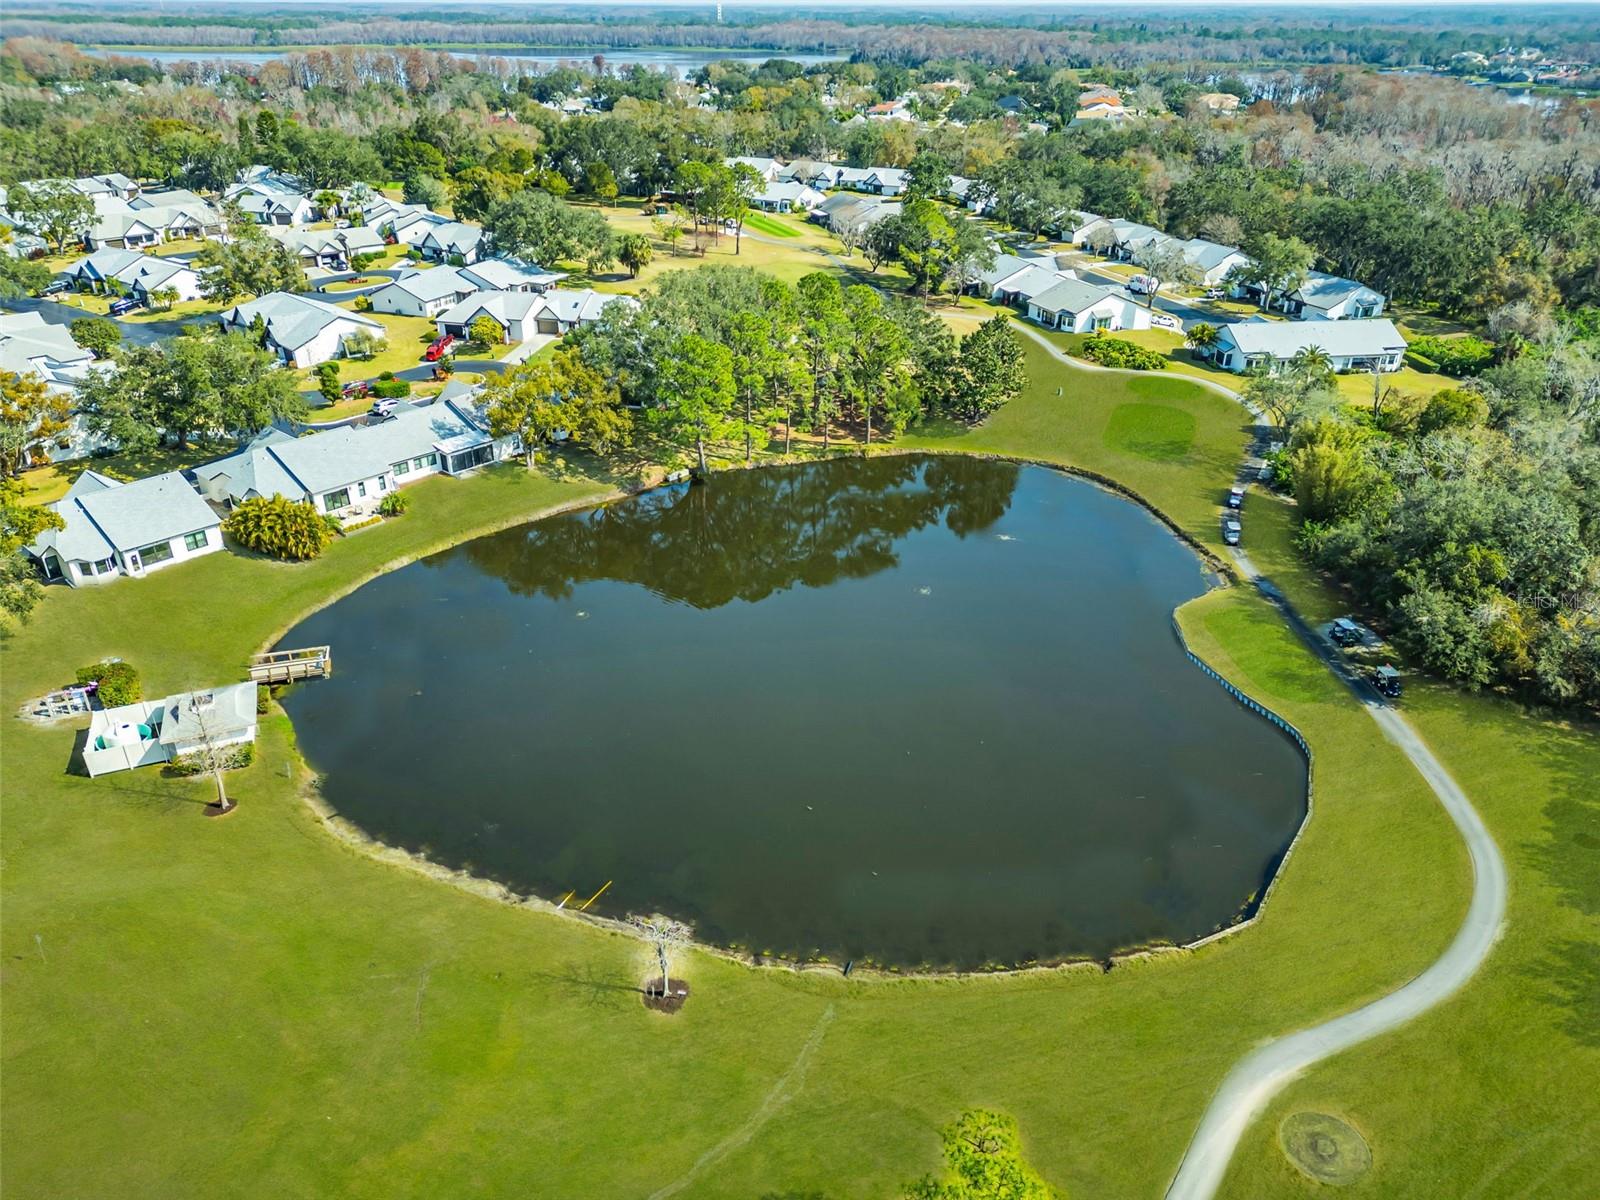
[
  {"xmin": 367, "ymin": 266, "xmax": 481, "ymax": 319},
  {"xmin": 1285, "ymin": 272, "xmax": 1387, "ymax": 321},
  {"xmin": 1057, "ymin": 212, "xmax": 1106, "ymax": 246},
  {"xmin": 434, "ymin": 287, "xmax": 635, "ymax": 342},
  {"xmin": 863, "ymin": 168, "xmax": 909, "ymax": 196},
  {"xmin": 216, "ymin": 293, "xmax": 385, "ymax": 368},
  {"xmin": 419, "ymin": 221, "xmax": 485, "ymax": 264},
  {"xmin": 752, "ymin": 180, "xmax": 827, "ymax": 213},
  {"xmin": 459, "ymin": 257, "xmax": 564, "ymax": 293},
  {"xmin": 1179, "ymin": 239, "xmax": 1251, "ymax": 286},
  {"xmin": 70, "ymin": 173, "xmax": 141, "ymax": 201},
  {"xmin": 1027, "ymin": 279, "xmax": 1153, "ymax": 333},
  {"xmin": 366, "ymin": 199, "xmax": 447, "ymax": 248},
  {"xmin": 123, "ymin": 255, "xmax": 205, "ymax": 306},
  {"xmin": 266, "ymin": 225, "xmax": 386, "ymax": 270},
  {"xmin": 832, "ymin": 166, "xmax": 875, "ymax": 192},
  {"xmin": 65, "ymin": 247, "xmax": 147, "ymax": 292},
  {"xmin": 993, "ymin": 263, "xmax": 1079, "ymax": 309},
  {"xmin": 82, "ymin": 195, "xmax": 164, "ymax": 250},
  {"xmin": 781, "ymin": 160, "xmax": 839, "ymax": 189},
  {"xmin": 25, "ymin": 469, "xmax": 223, "ymax": 586},
  {"xmin": 813, "ymin": 194, "xmax": 895, "ymax": 239},
  {"xmin": 1205, "ymin": 318, "xmax": 1407, "ymax": 374}
]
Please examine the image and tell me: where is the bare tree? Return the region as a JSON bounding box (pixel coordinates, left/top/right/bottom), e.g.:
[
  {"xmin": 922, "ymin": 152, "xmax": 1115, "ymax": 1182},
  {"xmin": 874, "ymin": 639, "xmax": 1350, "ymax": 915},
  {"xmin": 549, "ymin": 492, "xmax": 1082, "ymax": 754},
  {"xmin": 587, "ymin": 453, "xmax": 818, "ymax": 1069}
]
[
  {"xmin": 179, "ymin": 687, "xmax": 243, "ymax": 814},
  {"xmin": 629, "ymin": 913, "xmax": 692, "ymax": 998}
]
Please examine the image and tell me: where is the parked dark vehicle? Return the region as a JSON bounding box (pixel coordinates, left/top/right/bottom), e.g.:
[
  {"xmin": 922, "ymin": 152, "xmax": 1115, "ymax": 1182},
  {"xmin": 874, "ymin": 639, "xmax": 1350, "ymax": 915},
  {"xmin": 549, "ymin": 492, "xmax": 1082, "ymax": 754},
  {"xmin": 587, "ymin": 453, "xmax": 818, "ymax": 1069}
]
[
  {"xmin": 1330, "ymin": 617, "xmax": 1363, "ymax": 647},
  {"xmin": 342, "ymin": 379, "xmax": 371, "ymax": 399},
  {"xmin": 1222, "ymin": 516, "xmax": 1242, "ymax": 546},
  {"xmin": 1370, "ymin": 665, "xmax": 1402, "ymax": 699},
  {"xmin": 108, "ymin": 297, "xmax": 139, "ymax": 316},
  {"xmin": 41, "ymin": 279, "xmax": 69, "ymax": 296}
]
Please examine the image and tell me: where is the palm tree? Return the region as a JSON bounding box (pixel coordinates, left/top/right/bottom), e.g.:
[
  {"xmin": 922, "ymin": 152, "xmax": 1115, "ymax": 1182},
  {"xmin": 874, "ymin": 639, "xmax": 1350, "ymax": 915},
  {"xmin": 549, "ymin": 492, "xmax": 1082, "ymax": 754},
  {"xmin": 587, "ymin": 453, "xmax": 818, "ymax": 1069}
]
[
  {"xmin": 1185, "ymin": 322, "xmax": 1221, "ymax": 359},
  {"xmin": 1291, "ymin": 344, "xmax": 1333, "ymax": 379}
]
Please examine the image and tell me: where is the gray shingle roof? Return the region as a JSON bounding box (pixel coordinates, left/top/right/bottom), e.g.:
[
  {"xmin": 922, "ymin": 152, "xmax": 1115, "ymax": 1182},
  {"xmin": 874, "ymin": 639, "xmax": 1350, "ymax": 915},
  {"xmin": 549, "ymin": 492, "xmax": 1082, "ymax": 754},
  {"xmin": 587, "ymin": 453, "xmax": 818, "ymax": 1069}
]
[
  {"xmin": 31, "ymin": 470, "xmax": 219, "ymax": 561},
  {"xmin": 1029, "ymin": 278, "xmax": 1122, "ymax": 314},
  {"xmin": 1219, "ymin": 317, "xmax": 1406, "ymax": 358}
]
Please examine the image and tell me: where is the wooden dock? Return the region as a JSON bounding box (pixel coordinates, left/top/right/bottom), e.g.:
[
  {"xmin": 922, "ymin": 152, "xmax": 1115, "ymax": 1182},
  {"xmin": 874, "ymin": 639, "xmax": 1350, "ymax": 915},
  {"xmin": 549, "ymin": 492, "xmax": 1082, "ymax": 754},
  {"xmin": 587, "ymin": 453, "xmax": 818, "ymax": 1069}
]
[{"xmin": 250, "ymin": 646, "xmax": 332, "ymax": 684}]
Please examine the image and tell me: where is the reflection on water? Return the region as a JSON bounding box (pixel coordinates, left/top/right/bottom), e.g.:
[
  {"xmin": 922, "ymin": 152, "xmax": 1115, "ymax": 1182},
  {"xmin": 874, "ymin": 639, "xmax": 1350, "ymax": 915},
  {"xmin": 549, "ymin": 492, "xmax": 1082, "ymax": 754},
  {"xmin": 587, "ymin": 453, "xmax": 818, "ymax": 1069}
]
[{"xmin": 280, "ymin": 457, "xmax": 1307, "ymax": 968}]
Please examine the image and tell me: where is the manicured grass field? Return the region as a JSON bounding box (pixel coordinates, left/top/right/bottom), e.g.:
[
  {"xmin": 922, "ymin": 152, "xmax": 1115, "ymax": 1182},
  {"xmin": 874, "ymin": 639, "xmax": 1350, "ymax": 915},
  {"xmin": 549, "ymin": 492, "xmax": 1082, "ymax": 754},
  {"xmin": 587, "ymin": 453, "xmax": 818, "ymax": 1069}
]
[
  {"xmin": 2, "ymin": 321, "xmax": 1593, "ymax": 1199},
  {"xmin": 742, "ymin": 210, "xmax": 805, "ymax": 238},
  {"xmin": 17, "ymin": 445, "xmax": 222, "ymax": 507}
]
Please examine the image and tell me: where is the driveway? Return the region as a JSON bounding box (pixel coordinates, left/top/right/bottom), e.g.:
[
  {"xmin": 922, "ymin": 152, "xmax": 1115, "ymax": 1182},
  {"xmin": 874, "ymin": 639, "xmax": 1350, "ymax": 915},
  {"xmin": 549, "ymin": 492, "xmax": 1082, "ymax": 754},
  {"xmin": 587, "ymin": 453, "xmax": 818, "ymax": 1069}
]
[{"xmin": 0, "ymin": 296, "xmax": 202, "ymax": 346}]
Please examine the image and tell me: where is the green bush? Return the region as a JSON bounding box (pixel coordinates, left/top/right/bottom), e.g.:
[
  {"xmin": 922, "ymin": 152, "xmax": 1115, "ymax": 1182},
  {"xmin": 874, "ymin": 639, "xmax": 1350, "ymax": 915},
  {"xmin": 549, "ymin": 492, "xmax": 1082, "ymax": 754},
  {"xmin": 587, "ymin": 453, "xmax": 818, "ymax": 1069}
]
[
  {"xmin": 377, "ymin": 491, "xmax": 410, "ymax": 517},
  {"xmin": 223, "ymin": 495, "xmax": 335, "ymax": 561},
  {"xmin": 1076, "ymin": 333, "xmax": 1169, "ymax": 371},
  {"xmin": 256, "ymin": 684, "xmax": 271, "ymax": 714},
  {"xmin": 1404, "ymin": 350, "xmax": 1439, "ymax": 374},
  {"xmin": 371, "ymin": 377, "xmax": 411, "ymax": 399},
  {"xmin": 166, "ymin": 742, "xmax": 254, "ymax": 776},
  {"xmin": 75, "ymin": 660, "xmax": 139, "ymax": 707},
  {"xmin": 1408, "ymin": 335, "xmax": 1493, "ymax": 377},
  {"xmin": 353, "ymin": 294, "xmax": 374, "ymax": 312}
]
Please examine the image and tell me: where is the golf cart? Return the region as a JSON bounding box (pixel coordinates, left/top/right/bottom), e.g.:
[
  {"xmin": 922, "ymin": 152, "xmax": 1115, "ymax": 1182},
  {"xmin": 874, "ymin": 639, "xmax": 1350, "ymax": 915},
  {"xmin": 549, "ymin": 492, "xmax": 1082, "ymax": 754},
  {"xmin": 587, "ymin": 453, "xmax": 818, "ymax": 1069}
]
[
  {"xmin": 1330, "ymin": 617, "xmax": 1363, "ymax": 648},
  {"xmin": 1226, "ymin": 485, "xmax": 1245, "ymax": 510},
  {"xmin": 1222, "ymin": 515, "xmax": 1242, "ymax": 546},
  {"xmin": 1369, "ymin": 665, "xmax": 1402, "ymax": 700}
]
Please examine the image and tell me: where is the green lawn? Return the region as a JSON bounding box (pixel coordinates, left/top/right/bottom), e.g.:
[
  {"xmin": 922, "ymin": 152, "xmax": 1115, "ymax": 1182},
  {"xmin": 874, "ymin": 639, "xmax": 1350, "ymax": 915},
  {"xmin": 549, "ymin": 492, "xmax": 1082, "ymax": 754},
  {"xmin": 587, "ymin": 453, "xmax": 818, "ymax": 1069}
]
[
  {"xmin": 902, "ymin": 336, "xmax": 1248, "ymax": 553},
  {"xmin": 743, "ymin": 210, "xmax": 805, "ymax": 238},
  {"xmin": 2, "ymin": 308, "xmax": 1593, "ymax": 1199},
  {"xmin": 17, "ymin": 445, "xmax": 223, "ymax": 507}
]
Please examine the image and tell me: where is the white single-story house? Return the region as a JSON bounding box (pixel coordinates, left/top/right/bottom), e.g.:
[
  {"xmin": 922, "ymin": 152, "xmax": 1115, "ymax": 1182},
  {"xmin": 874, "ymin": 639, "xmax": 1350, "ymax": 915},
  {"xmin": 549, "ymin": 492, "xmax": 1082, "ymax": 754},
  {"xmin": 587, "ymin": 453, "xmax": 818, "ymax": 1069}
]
[
  {"xmin": 82, "ymin": 681, "xmax": 258, "ymax": 778},
  {"xmin": 995, "ymin": 264, "xmax": 1078, "ymax": 308},
  {"xmin": 435, "ymin": 287, "xmax": 636, "ymax": 341},
  {"xmin": 1027, "ymin": 279, "xmax": 1154, "ymax": 333},
  {"xmin": 365, "ymin": 199, "xmax": 448, "ymax": 247},
  {"xmin": 863, "ymin": 168, "xmax": 909, "ymax": 196},
  {"xmin": 726, "ymin": 156, "xmax": 786, "ymax": 182},
  {"xmin": 780, "ymin": 159, "xmax": 838, "ymax": 189},
  {"xmin": 65, "ymin": 247, "xmax": 147, "ymax": 292},
  {"xmin": 69, "ymin": 173, "xmax": 141, "ymax": 201},
  {"xmin": 266, "ymin": 225, "xmax": 386, "ymax": 270},
  {"xmin": 228, "ymin": 186, "xmax": 316, "ymax": 227},
  {"xmin": 813, "ymin": 194, "xmax": 895, "ymax": 238},
  {"xmin": 194, "ymin": 396, "xmax": 521, "ymax": 518},
  {"xmin": 367, "ymin": 266, "xmax": 481, "ymax": 319},
  {"xmin": 968, "ymin": 253, "xmax": 1040, "ymax": 300},
  {"xmin": 217, "ymin": 293, "xmax": 386, "ymax": 369},
  {"xmin": 459, "ymin": 257, "xmax": 564, "ymax": 293},
  {"xmin": 124, "ymin": 255, "xmax": 205, "ymax": 305},
  {"xmin": 752, "ymin": 180, "xmax": 826, "ymax": 213},
  {"xmin": 1206, "ymin": 318, "xmax": 1407, "ymax": 374},
  {"xmin": 1180, "ymin": 239, "xmax": 1251, "ymax": 286},
  {"xmin": 26, "ymin": 469, "xmax": 223, "ymax": 586},
  {"xmin": 419, "ymin": 222, "xmax": 485, "ymax": 264},
  {"xmin": 1287, "ymin": 273, "xmax": 1387, "ymax": 321},
  {"xmin": 0, "ymin": 312, "xmax": 106, "ymax": 462},
  {"xmin": 1057, "ymin": 212, "xmax": 1106, "ymax": 246},
  {"xmin": 236, "ymin": 165, "xmax": 304, "ymax": 192}
]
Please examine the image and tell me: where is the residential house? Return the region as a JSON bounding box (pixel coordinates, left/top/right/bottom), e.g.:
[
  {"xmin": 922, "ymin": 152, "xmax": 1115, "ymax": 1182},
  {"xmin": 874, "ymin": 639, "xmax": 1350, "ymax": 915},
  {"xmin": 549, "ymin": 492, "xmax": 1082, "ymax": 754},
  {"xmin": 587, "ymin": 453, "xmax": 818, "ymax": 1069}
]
[
  {"xmin": 419, "ymin": 221, "xmax": 485, "ymax": 265},
  {"xmin": 832, "ymin": 166, "xmax": 875, "ymax": 191},
  {"xmin": 1179, "ymin": 238, "xmax": 1251, "ymax": 286},
  {"xmin": 67, "ymin": 173, "xmax": 140, "ymax": 201},
  {"xmin": 81, "ymin": 682, "xmax": 258, "ymax": 778},
  {"xmin": 265, "ymin": 225, "xmax": 386, "ymax": 270},
  {"xmin": 65, "ymin": 247, "xmax": 147, "ymax": 292},
  {"xmin": 992, "ymin": 263, "xmax": 1078, "ymax": 308},
  {"xmin": 863, "ymin": 168, "xmax": 909, "ymax": 197},
  {"xmin": 194, "ymin": 396, "xmax": 522, "ymax": 518},
  {"xmin": 123, "ymin": 255, "xmax": 205, "ymax": 306},
  {"xmin": 812, "ymin": 194, "xmax": 895, "ymax": 239},
  {"xmin": 0, "ymin": 312, "xmax": 103, "ymax": 461},
  {"xmin": 864, "ymin": 100, "xmax": 912, "ymax": 121},
  {"xmin": 781, "ymin": 159, "xmax": 838, "ymax": 189},
  {"xmin": 1193, "ymin": 92, "xmax": 1242, "ymax": 114},
  {"xmin": 367, "ymin": 266, "xmax": 481, "ymax": 319},
  {"xmin": 1285, "ymin": 272, "xmax": 1387, "ymax": 321},
  {"xmin": 725, "ymin": 156, "xmax": 786, "ymax": 182},
  {"xmin": 752, "ymin": 180, "xmax": 827, "ymax": 213},
  {"xmin": 459, "ymin": 257, "xmax": 565, "ymax": 293},
  {"xmin": 1072, "ymin": 102, "xmax": 1137, "ymax": 126},
  {"xmin": 1027, "ymin": 280, "xmax": 1154, "ymax": 333},
  {"xmin": 217, "ymin": 293, "xmax": 386, "ymax": 369},
  {"xmin": 25, "ymin": 469, "xmax": 223, "ymax": 586},
  {"xmin": 229, "ymin": 187, "xmax": 316, "ymax": 227},
  {"xmin": 434, "ymin": 288, "xmax": 636, "ymax": 342},
  {"xmin": 1205, "ymin": 318, "xmax": 1407, "ymax": 374},
  {"xmin": 1057, "ymin": 212, "xmax": 1107, "ymax": 246},
  {"xmin": 366, "ymin": 199, "xmax": 448, "ymax": 248}
]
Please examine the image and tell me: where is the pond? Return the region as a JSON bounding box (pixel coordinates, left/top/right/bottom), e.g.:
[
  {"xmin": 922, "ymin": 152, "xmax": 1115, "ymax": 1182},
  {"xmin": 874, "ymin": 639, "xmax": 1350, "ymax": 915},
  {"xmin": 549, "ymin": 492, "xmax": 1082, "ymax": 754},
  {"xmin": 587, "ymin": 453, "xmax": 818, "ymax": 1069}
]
[{"xmin": 279, "ymin": 457, "xmax": 1308, "ymax": 969}]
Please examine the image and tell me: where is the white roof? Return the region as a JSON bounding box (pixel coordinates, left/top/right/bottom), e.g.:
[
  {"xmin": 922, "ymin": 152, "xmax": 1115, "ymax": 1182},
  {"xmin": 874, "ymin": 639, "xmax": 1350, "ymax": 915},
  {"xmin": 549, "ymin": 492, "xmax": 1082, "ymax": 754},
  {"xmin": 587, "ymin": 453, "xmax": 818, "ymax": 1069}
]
[
  {"xmin": 422, "ymin": 222, "xmax": 483, "ymax": 254},
  {"xmin": 1292, "ymin": 272, "xmax": 1385, "ymax": 307},
  {"xmin": 219, "ymin": 293, "xmax": 381, "ymax": 352},
  {"xmin": 459, "ymin": 257, "xmax": 564, "ymax": 291},
  {"xmin": 0, "ymin": 311, "xmax": 95, "ymax": 391},
  {"xmin": 376, "ymin": 266, "xmax": 479, "ymax": 304},
  {"xmin": 1219, "ymin": 318, "xmax": 1407, "ymax": 359},
  {"xmin": 1030, "ymin": 278, "xmax": 1125, "ymax": 315}
]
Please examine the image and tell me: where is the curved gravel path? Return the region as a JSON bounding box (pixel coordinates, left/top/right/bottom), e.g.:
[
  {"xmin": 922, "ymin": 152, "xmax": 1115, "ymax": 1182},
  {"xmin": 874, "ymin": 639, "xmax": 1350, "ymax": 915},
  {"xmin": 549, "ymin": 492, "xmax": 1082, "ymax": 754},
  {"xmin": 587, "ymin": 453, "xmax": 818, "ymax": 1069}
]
[{"xmin": 1017, "ymin": 324, "xmax": 1507, "ymax": 1199}]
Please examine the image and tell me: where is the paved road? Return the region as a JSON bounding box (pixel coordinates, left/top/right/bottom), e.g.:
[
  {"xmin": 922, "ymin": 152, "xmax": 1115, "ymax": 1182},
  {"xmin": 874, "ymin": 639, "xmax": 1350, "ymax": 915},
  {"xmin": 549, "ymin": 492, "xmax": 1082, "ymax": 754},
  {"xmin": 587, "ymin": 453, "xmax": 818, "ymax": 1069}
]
[
  {"xmin": 0, "ymin": 296, "xmax": 200, "ymax": 345},
  {"xmin": 1019, "ymin": 324, "xmax": 1507, "ymax": 1200}
]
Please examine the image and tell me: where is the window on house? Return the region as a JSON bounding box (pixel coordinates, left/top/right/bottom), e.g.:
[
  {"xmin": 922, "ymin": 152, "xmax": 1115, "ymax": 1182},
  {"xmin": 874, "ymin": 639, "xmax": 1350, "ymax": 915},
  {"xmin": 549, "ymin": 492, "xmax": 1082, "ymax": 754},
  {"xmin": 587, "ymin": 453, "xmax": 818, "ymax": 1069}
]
[
  {"xmin": 377, "ymin": 476, "xmax": 386, "ymax": 492},
  {"xmin": 394, "ymin": 459, "xmax": 410, "ymax": 477},
  {"xmin": 324, "ymin": 488, "xmax": 351, "ymax": 511},
  {"xmin": 183, "ymin": 530, "xmax": 209, "ymax": 552},
  {"xmin": 96, "ymin": 557, "xmax": 115, "ymax": 574},
  {"xmin": 138, "ymin": 540, "xmax": 174, "ymax": 566},
  {"xmin": 357, "ymin": 481, "xmax": 367, "ymax": 498}
]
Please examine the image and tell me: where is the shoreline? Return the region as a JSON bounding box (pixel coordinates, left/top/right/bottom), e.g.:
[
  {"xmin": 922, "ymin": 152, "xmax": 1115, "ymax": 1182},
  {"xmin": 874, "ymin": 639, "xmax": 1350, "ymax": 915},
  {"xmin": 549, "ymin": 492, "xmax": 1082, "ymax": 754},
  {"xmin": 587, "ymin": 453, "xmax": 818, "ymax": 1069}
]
[{"xmin": 272, "ymin": 448, "xmax": 1306, "ymax": 984}]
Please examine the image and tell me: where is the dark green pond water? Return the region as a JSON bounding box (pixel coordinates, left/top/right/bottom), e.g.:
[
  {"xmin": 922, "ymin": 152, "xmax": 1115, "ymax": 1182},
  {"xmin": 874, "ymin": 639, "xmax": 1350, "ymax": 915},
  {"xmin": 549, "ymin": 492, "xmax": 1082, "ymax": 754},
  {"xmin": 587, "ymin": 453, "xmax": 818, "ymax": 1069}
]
[{"xmin": 280, "ymin": 457, "xmax": 1307, "ymax": 968}]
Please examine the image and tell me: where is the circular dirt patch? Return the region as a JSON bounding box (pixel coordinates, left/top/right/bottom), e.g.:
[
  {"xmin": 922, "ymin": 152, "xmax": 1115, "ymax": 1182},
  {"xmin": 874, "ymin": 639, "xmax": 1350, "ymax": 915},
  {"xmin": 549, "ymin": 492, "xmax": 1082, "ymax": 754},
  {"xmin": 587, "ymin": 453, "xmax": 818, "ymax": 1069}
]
[
  {"xmin": 203, "ymin": 801, "xmax": 239, "ymax": 819},
  {"xmin": 641, "ymin": 976, "xmax": 690, "ymax": 1014},
  {"xmin": 1279, "ymin": 1112, "xmax": 1372, "ymax": 1185}
]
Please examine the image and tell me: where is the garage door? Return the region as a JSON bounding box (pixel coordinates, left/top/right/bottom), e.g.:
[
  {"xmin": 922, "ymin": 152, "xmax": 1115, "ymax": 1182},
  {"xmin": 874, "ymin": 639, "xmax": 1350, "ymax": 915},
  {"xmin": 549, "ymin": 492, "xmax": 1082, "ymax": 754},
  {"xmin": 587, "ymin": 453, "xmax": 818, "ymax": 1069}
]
[{"xmin": 536, "ymin": 317, "xmax": 560, "ymax": 335}]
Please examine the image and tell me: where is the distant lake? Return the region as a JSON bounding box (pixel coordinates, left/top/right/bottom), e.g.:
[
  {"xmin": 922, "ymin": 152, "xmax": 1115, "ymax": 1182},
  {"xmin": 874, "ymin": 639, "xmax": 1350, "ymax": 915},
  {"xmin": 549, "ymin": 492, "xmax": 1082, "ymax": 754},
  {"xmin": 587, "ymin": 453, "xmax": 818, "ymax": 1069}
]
[
  {"xmin": 279, "ymin": 457, "xmax": 1308, "ymax": 970},
  {"xmin": 82, "ymin": 44, "xmax": 839, "ymax": 75}
]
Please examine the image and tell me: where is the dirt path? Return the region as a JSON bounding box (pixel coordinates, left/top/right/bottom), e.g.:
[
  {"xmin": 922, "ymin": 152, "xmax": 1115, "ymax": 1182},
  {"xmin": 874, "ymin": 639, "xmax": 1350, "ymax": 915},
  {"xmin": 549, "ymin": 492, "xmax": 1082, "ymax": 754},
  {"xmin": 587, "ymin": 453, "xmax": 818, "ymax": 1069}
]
[{"xmin": 646, "ymin": 1004, "xmax": 837, "ymax": 1200}]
